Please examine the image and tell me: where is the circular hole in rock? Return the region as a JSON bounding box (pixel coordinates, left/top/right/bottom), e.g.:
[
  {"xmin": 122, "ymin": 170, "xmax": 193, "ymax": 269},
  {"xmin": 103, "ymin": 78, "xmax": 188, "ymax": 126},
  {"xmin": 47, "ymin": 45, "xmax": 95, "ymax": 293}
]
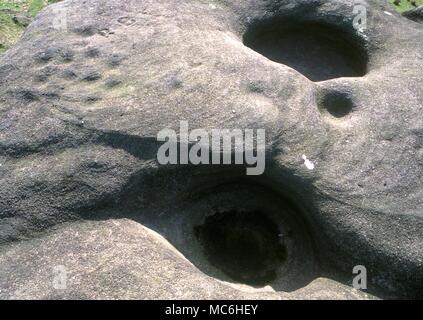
[
  {"xmin": 243, "ymin": 20, "xmax": 368, "ymax": 82},
  {"xmin": 320, "ymin": 90, "xmax": 355, "ymax": 118},
  {"xmin": 194, "ymin": 210, "xmax": 287, "ymax": 286}
]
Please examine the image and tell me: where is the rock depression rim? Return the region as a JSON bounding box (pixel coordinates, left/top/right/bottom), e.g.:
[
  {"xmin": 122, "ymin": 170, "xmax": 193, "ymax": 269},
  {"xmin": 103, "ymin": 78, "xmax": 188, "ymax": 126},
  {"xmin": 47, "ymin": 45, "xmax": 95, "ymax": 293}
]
[
  {"xmin": 177, "ymin": 182, "xmax": 319, "ymax": 291},
  {"xmin": 243, "ymin": 17, "xmax": 369, "ymax": 82}
]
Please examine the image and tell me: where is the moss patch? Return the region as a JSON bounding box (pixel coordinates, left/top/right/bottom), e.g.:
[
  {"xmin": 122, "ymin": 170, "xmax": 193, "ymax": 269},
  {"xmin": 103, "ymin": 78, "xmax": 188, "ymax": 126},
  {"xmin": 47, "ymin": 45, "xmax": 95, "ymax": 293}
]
[
  {"xmin": 389, "ymin": 0, "xmax": 423, "ymax": 13},
  {"xmin": 0, "ymin": 11, "xmax": 24, "ymax": 53},
  {"xmin": 0, "ymin": 0, "xmax": 61, "ymax": 53}
]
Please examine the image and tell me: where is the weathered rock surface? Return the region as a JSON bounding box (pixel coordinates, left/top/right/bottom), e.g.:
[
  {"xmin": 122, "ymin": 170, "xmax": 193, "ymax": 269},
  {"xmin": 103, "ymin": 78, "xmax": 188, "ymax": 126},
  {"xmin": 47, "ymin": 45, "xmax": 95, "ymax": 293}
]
[
  {"xmin": 0, "ymin": 0, "xmax": 422, "ymax": 299},
  {"xmin": 0, "ymin": 218, "xmax": 374, "ymax": 300}
]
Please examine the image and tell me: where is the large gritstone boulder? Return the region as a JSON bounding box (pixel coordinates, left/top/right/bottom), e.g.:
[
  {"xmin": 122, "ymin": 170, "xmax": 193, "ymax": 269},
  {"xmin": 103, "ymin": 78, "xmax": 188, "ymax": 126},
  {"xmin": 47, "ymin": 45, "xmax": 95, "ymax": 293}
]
[{"xmin": 0, "ymin": 0, "xmax": 422, "ymax": 299}]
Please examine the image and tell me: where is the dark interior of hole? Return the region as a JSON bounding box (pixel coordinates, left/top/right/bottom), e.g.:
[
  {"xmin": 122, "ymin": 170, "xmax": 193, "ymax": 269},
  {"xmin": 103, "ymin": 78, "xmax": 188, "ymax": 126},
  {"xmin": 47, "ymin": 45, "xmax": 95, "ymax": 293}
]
[
  {"xmin": 243, "ymin": 21, "xmax": 368, "ymax": 82},
  {"xmin": 194, "ymin": 210, "xmax": 287, "ymax": 286},
  {"xmin": 321, "ymin": 91, "xmax": 354, "ymax": 118}
]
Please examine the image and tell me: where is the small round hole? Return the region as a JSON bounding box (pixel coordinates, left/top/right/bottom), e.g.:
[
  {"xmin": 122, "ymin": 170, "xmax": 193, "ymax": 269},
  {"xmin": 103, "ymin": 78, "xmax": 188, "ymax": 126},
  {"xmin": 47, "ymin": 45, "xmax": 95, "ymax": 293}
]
[{"xmin": 320, "ymin": 90, "xmax": 355, "ymax": 118}]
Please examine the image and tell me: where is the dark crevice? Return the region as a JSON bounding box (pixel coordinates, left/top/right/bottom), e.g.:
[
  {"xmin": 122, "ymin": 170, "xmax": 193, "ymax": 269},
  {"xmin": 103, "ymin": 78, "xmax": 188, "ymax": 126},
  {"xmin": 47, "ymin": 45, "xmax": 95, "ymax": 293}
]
[{"xmin": 194, "ymin": 210, "xmax": 288, "ymax": 286}]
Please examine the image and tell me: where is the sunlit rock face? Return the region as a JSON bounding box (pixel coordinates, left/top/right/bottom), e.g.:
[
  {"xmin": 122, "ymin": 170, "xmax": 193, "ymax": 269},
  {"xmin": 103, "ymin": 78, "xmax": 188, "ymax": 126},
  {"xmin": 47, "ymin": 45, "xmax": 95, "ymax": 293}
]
[{"xmin": 0, "ymin": 0, "xmax": 422, "ymax": 299}]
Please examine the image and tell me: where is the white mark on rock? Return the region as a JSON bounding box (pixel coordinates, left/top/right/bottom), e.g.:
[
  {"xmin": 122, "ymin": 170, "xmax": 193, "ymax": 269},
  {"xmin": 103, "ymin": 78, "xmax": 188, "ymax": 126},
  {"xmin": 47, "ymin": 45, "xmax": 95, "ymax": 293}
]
[
  {"xmin": 384, "ymin": 11, "xmax": 393, "ymax": 16},
  {"xmin": 209, "ymin": 3, "xmax": 216, "ymax": 10},
  {"xmin": 302, "ymin": 155, "xmax": 315, "ymax": 170}
]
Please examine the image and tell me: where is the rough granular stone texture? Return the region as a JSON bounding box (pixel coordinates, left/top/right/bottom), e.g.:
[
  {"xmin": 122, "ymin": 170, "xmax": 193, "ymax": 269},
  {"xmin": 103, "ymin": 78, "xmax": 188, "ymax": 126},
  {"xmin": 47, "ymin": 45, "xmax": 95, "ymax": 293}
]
[{"xmin": 0, "ymin": 0, "xmax": 422, "ymax": 299}]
